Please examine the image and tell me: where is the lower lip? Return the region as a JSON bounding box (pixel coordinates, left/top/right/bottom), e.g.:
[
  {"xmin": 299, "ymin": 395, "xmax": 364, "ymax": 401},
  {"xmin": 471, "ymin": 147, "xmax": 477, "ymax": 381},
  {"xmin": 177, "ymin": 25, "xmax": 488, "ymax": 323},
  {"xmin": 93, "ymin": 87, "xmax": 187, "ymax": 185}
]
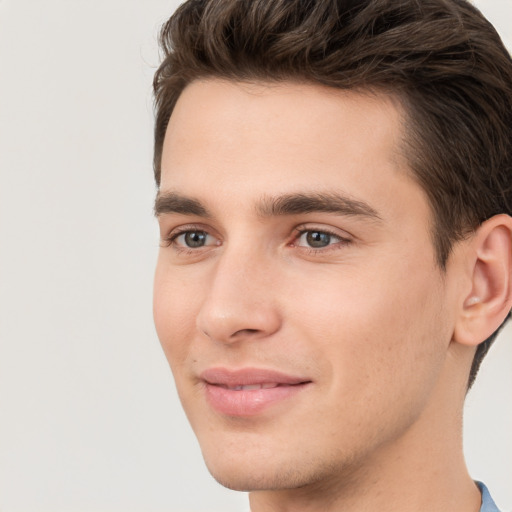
[{"xmin": 204, "ymin": 383, "xmax": 309, "ymax": 417}]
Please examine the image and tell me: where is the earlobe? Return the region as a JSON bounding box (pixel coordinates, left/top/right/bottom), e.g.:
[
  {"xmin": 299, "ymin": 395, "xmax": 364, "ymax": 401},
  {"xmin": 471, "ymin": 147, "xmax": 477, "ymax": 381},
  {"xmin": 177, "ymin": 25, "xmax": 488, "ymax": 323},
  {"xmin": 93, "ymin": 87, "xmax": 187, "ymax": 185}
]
[{"xmin": 454, "ymin": 214, "xmax": 512, "ymax": 347}]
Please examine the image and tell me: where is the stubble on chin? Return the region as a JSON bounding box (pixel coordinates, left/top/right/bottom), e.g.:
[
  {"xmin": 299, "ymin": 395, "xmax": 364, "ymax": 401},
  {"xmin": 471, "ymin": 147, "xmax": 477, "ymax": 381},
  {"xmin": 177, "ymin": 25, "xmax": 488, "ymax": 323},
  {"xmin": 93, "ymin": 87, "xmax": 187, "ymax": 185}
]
[{"xmin": 203, "ymin": 447, "xmax": 364, "ymax": 496}]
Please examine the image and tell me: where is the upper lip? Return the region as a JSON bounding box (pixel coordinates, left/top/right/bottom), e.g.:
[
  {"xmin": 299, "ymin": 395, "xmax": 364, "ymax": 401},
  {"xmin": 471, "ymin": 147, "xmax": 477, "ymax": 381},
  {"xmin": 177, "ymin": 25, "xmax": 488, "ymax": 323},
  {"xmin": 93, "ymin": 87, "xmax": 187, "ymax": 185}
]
[{"xmin": 200, "ymin": 367, "xmax": 311, "ymax": 387}]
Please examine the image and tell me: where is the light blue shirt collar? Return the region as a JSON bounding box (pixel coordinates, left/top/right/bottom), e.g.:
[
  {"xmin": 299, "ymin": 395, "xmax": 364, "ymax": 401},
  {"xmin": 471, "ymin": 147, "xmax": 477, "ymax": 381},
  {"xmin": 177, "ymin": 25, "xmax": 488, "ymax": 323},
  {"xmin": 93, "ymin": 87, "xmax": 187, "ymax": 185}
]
[{"xmin": 477, "ymin": 482, "xmax": 501, "ymax": 512}]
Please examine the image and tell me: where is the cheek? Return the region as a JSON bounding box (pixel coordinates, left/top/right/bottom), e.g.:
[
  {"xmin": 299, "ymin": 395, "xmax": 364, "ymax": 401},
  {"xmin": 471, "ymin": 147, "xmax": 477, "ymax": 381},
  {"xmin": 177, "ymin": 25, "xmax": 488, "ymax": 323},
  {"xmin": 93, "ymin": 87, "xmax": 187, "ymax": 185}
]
[
  {"xmin": 153, "ymin": 262, "xmax": 200, "ymax": 369},
  {"xmin": 289, "ymin": 260, "xmax": 449, "ymax": 402}
]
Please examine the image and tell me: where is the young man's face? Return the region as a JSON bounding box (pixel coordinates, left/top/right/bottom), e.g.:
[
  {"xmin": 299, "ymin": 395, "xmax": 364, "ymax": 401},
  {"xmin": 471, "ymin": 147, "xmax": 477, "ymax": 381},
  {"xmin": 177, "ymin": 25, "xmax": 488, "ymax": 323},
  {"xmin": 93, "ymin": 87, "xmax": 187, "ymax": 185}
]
[{"xmin": 154, "ymin": 80, "xmax": 460, "ymax": 491}]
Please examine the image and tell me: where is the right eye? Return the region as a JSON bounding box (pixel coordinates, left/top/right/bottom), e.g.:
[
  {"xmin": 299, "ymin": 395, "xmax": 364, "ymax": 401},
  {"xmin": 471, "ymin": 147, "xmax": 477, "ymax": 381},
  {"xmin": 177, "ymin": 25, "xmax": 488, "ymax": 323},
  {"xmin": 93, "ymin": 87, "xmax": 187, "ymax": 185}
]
[
  {"xmin": 166, "ymin": 229, "xmax": 219, "ymax": 250},
  {"xmin": 176, "ymin": 231, "xmax": 210, "ymax": 248}
]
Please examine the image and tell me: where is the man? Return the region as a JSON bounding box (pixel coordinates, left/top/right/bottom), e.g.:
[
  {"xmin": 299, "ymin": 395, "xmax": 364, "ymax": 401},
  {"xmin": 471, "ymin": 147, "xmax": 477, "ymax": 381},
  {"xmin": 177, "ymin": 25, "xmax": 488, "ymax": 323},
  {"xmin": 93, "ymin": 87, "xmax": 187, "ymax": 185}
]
[{"xmin": 151, "ymin": 0, "xmax": 512, "ymax": 510}]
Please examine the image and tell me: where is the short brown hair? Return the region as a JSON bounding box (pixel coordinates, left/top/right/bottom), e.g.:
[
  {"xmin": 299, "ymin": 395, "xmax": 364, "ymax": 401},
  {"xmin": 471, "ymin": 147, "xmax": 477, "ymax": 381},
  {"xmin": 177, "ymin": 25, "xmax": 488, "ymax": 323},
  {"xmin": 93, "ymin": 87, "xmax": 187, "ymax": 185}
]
[{"xmin": 153, "ymin": 0, "xmax": 512, "ymax": 388}]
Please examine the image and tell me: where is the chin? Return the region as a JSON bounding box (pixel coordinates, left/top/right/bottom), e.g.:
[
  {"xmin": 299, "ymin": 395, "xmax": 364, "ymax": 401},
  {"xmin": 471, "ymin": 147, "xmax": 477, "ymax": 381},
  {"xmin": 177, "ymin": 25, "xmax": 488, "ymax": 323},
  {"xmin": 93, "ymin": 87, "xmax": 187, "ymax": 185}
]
[
  {"xmin": 209, "ymin": 470, "xmax": 275, "ymax": 492},
  {"xmin": 202, "ymin": 450, "xmax": 276, "ymax": 491},
  {"xmin": 206, "ymin": 462, "xmax": 307, "ymax": 492},
  {"xmin": 202, "ymin": 447, "xmax": 347, "ymax": 492}
]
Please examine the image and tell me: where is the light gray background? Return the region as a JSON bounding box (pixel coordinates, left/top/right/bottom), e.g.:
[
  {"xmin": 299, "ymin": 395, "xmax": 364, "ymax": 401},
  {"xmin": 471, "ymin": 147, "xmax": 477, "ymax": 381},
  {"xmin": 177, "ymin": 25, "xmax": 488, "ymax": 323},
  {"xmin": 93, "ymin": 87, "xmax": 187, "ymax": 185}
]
[{"xmin": 0, "ymin": 1, "xmax": 510, "ymax": 511}]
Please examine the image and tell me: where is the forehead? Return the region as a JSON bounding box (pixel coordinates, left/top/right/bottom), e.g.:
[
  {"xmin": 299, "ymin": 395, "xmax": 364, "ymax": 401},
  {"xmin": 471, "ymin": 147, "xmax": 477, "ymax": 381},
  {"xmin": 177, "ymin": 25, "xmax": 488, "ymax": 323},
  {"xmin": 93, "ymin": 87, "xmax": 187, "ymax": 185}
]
[
  {"xmin": 162, "ymin": 80, "xmax": 406, "ymax": 178},
  {"xmin": 160, "ymin": 79, "xmax": 428, "ymax": 227},
  {"xmin": 163, "ymin": 79, "xmax": 406, "ymax": 177}
]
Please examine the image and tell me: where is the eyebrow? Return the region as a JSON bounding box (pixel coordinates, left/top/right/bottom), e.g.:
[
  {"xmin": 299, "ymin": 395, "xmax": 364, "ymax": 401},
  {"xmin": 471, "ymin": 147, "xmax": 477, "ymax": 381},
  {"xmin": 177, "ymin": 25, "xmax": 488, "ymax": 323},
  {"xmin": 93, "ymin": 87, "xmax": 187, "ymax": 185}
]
[
  {"xmin": 256, "ymin": 192, "xmax": 382, "ymax": 221},
  {"xmin": 154, "ymin": 191, "xmax": 381, "ymax": 222},
  {"xmin": 154, "ymin": 192, "xmax": 211, "ymax": 217}
]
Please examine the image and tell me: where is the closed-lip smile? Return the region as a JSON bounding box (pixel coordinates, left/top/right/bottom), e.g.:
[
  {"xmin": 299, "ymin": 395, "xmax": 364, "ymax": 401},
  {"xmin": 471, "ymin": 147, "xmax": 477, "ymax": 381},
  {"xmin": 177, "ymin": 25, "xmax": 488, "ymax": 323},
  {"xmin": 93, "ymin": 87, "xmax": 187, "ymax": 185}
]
[{"xmin": 200, "ymin": 367, "xmax": 312, "ymax": 416}]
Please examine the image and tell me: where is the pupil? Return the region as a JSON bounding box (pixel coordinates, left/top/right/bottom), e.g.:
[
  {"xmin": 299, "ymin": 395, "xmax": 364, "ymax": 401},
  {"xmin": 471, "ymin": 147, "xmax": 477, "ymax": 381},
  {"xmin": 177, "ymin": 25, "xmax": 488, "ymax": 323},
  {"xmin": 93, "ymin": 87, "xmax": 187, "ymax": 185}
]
[
  {"xmin": 185, "ymin": 231, "xmax": 206, "ymax": 248},
  {"xmin": 306, "ymin": 231, "xmax": 331, "ymax": 248}
]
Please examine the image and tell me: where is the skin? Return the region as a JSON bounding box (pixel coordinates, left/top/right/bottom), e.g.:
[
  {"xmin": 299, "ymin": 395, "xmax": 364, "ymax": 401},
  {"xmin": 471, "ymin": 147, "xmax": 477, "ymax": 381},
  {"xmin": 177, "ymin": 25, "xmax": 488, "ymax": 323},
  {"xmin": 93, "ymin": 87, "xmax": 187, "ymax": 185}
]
[{"xmin": 153, "ymin": 79, "xmax": 502, "ymax": 511}]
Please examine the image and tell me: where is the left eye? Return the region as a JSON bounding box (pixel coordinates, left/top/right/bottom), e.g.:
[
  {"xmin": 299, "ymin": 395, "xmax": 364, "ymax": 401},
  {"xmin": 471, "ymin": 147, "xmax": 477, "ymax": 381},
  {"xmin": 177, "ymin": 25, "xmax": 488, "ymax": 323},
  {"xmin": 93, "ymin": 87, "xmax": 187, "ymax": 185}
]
[{"xmin": 296, "ymin": 230, "xmax": 341, "ymax": 248}]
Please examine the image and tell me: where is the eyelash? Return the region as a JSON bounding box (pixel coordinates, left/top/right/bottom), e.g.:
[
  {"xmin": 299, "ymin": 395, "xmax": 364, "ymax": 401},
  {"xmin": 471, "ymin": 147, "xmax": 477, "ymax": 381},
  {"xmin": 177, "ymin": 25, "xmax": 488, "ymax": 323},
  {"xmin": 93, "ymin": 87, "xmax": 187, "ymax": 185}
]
[{"xmin": 161, "ymin": 225, "xmax": 352, "ymax": 255}]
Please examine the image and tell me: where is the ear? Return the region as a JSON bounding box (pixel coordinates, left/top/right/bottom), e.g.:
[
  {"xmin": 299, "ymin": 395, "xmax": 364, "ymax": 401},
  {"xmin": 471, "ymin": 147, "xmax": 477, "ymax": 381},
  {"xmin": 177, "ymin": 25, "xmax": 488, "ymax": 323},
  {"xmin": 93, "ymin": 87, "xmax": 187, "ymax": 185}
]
[{"xmin": 453, "ymin": 214, "xmax": 512, "ymax": 347}]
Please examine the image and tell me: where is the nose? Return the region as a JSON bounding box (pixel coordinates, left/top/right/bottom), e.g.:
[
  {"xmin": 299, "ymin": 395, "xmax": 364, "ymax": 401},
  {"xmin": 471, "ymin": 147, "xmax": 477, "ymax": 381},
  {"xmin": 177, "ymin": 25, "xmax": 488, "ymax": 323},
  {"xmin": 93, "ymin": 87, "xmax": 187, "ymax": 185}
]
[{"xmin": 196, "ymin": 249, "xmax": 282, "ymax": 344}]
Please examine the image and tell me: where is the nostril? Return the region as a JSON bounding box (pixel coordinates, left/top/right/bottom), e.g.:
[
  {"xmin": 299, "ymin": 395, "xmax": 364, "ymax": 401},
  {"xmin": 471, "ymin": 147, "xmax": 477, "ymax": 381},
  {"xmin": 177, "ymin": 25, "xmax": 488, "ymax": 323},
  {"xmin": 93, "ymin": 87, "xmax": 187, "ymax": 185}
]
[
  {"xmin": 233, "ymin": 328, "xmax": 260, "ymax": 337},
  {"xmin": 196, "ymin": 294, "xmax": 282, "ymax": 344}
]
